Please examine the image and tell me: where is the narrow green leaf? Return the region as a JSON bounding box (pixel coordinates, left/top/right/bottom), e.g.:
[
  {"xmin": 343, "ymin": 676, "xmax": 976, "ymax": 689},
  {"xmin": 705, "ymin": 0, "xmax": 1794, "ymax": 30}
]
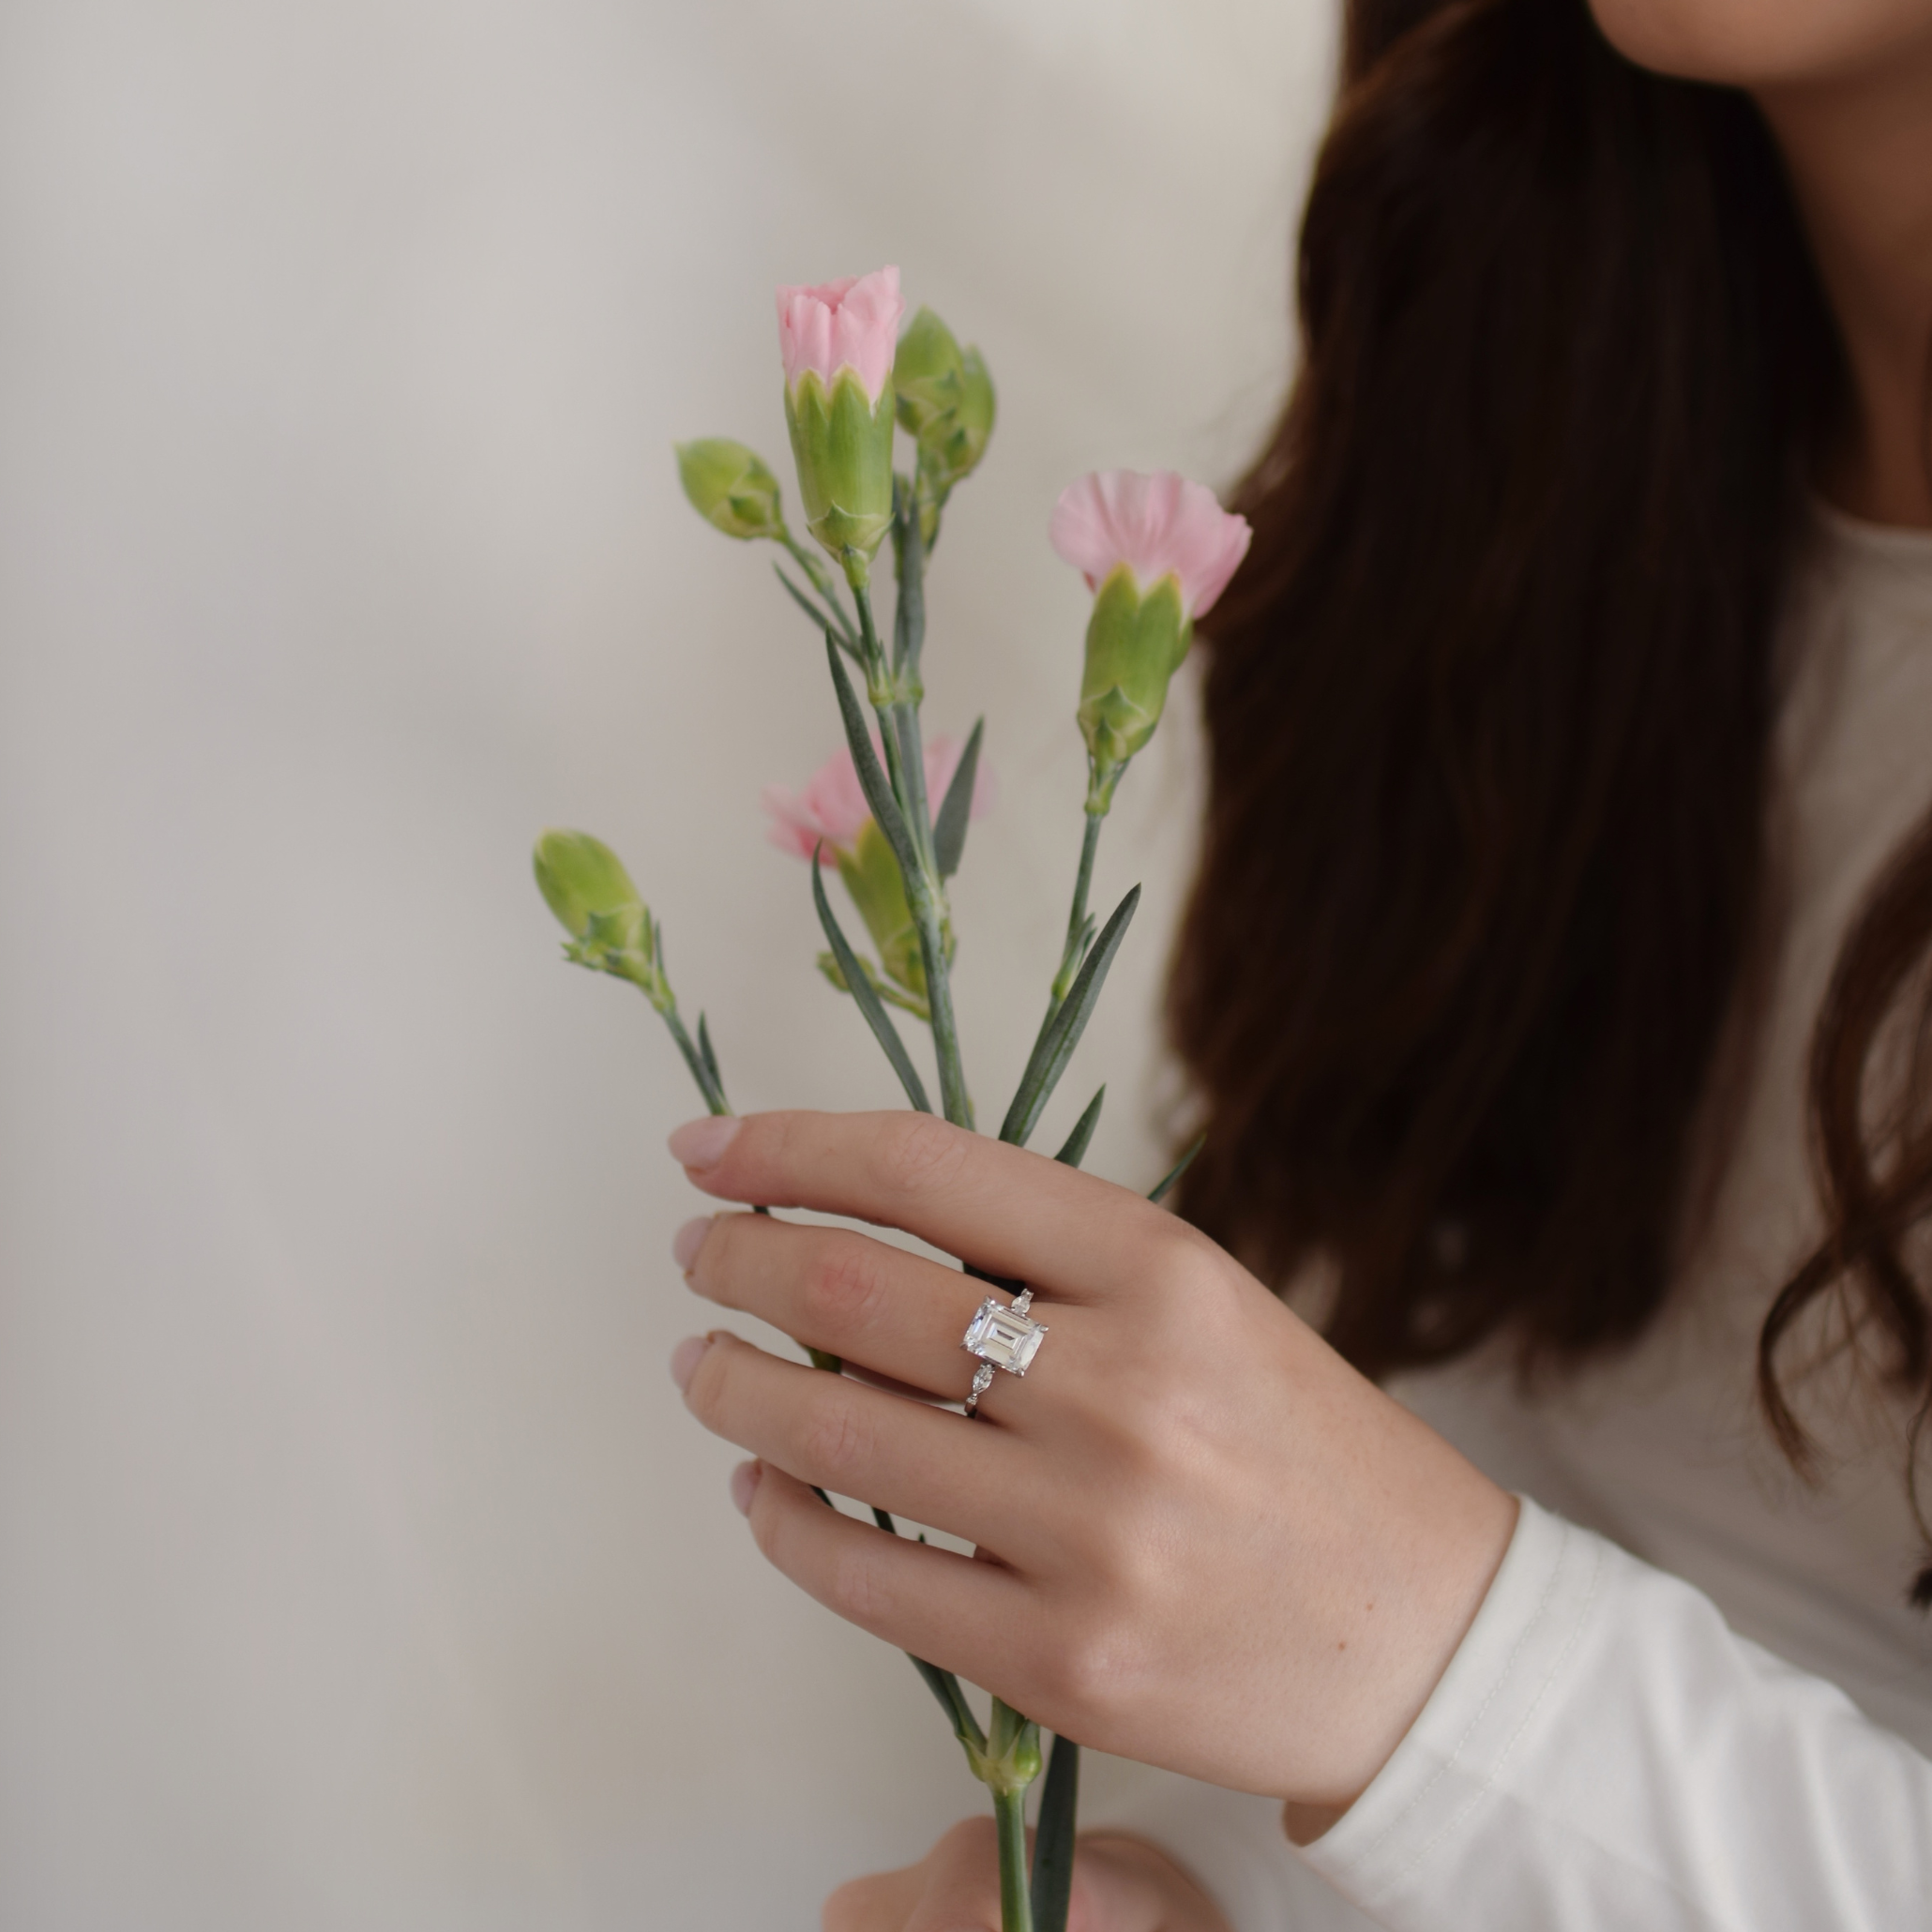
[
  {"xmin": 910, "ymin": 1654, "xmax": 989, "ymax": 1753},
  {"xmin": 825, "ymin": 638, "xmax": 924, "ymax": 888},
  {"xmin": 1051, "ymin": 1086, "xmax": 1105, "ymax": 1170},
  {"xmin": 775, "ymin": 564, "xmax": 860, "ymax": 657},
  {"xmin": 999, "ymin": 886, "xmax": 1140, "ymax": 1147},
  {"xmin": 1148, "ymin": 1132, "xmax": 1206, "ymax": 1205},
  {"xmin": 812, "ymin": 856, "xmax": 933, "ymax": 1115},
  {"xmin": 1030, "ymin": 1733, "xmax": 1081, "ymax": 1932},
  {"xmin": 696, "ymin": 1013, "xmax": 723, "ymax": 1096},
  {"xmin": 933, "ymin": 717, "xmax": 984, "ymax": 880},
  {"xmin": 661, "ymin": 1007, "xmax": 725, "ymax": 1114}
]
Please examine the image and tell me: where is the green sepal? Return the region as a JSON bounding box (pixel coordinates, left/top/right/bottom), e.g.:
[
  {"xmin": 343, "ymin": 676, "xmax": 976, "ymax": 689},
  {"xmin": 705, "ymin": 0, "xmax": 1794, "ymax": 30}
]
[
  {"xmin": 815, "ymin": 947, "xmax": 930, "ymax": 1020},
  {"xmin": 674, "ymin": 438, "xmax": 786, "ymax": 541},
  {"xmin": 967, "ymin": 1698, "xmax": 1042, "ymax": 1797},
  {"xmin": 836, "ymin": 820, "xmax": 925, "ymax": 997},
  {"xmin": 784, "ymin": 367, "xmax": 897, "ymax": 580},
  {"xmin": 1078, "ymin": 566, "xmax": 1192, "ymax": 811}
]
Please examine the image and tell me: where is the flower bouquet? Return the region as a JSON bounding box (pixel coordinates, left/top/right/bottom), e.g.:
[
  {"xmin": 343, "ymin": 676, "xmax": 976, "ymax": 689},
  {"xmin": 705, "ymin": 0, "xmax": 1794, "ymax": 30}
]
[{"xmin": 532, "ymin": 265, "xmax": 1248, "ymax": 1932}]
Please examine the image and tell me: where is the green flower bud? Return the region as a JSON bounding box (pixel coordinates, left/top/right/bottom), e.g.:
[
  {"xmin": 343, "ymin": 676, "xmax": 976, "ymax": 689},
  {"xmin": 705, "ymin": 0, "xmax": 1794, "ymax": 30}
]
[
  {"xmin": 1076, "ymin": 566, "xmax": 1191, "ymax": 813},
  {"xmin": 674, "ymin": 438, "xmax": 787, "ymax": 541},
  {"xmin": 966, "ymin": 1711, "xmax": 1043, "ymax": 1796},
  {"xmin": 835, "ymin": 819, "xmax": 925, "ymax": 999},
  {"xmin": 533, "ymin": 829, "xmax": 672, "ymax": 1009},
  {"xmin": 783, "ymin": 367, "xmax": 897, "ymax": 585},
  {"xmin": 893, "ymin": 309, "xmax": 996, "ymax": 543}
]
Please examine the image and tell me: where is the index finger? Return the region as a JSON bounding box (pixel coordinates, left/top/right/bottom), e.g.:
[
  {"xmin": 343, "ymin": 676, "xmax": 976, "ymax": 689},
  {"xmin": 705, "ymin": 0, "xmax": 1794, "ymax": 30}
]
[{"xmin": 665, "ymin": 1110, "xmax": 1186, "ymax": 1302}]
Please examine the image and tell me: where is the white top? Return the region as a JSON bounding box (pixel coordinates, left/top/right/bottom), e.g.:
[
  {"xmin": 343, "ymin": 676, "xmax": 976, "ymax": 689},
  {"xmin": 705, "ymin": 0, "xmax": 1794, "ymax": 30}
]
[{"xmin": 1092, "ymin": 507, "xmax": 1932, "ymax": 1929}]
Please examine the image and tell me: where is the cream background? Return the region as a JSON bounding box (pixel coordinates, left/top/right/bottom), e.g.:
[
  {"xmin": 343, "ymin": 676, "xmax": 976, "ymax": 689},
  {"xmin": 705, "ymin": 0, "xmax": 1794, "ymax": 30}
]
[{"xmin": 0, "ymin": 3, "xmax": 1333, "ymax": 1924}]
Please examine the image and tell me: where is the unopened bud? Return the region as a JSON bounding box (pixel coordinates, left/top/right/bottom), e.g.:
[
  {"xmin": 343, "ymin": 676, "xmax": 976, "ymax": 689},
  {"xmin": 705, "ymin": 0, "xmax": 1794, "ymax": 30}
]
[
  {"xmin": 675, "ymin": 439, "xmax": 786, "ymax": 541},
  {"xmin": 894, "ymin": 308, "xmax": 996, "ymax": 542},
  {"xmin": 836, "ymin": 819, "xmax": 925, "ymax": 1002},
  {"xmin": 532, "ymin": 829, "xmax": 672, "ymax": 1009},
  {"xmin": 777, "ymin": 269, "xmax": 904, "ymax": 584},
  {"xmin": 784, "ymin": 369, "xmax": 897, "ymax": 581},
  {"xmin": 1076, "ymin": 567, "xmax": 1191, "ymax": 813}
]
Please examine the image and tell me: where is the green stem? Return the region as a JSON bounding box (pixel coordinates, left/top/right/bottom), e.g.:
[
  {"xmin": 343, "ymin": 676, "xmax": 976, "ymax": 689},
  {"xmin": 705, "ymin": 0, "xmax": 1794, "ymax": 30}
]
[
  {"xmin": 1008, "ymin": 808, "xmax": 1108, "ymax": 1134},
  {"xmin": 853, "ymin": 581, "xmax": 972, "ymax": 1127},
  {"xmin": 659, "ymin": 1006, "xmax": 727, "ymax": 1114},
  {"xmin": 1050, "ymin": 811, "xmax": 1106, "ymax": 1004},
  {"xmin": 908, "ymin": 866, "xmax": 972, "ymax": 1127},
  {"xmin": 780, "ymin": 534, "xmax": 858, "ymax": 649},
  {"xmin": 852, "ymin": 581, "xmax": 910, "ymax": 803},
  {"xmin": 992, "ymin": 1786, "xmax": 1034, "ymax": 1932},
  {"xmin": 656, "ymin": 1001, "xmax": 772, "ymax": 1217}
]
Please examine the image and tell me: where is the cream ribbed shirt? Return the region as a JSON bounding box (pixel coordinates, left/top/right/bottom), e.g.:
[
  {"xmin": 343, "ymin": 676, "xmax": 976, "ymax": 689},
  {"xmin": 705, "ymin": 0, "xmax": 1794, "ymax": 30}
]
[{"xmin": 1093, "ymin": 508, "xmax": 1932, "ymax": 1930}]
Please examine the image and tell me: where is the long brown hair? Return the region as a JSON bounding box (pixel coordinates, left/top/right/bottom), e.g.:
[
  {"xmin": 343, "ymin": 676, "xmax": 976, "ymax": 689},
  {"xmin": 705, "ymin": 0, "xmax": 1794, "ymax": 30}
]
[{"xmin": 1169, "ymin": 0, "xmax": 1932, "ymax": 1598}]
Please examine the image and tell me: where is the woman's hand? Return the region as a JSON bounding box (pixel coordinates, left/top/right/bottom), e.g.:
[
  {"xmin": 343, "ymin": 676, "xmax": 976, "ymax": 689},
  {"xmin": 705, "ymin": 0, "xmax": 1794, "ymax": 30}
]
[
  {"xmin": 667, "ymin": 1109, "xmax": 1517, "ymax": 1807},
  {"xmin": 823, "ymin": 1821, "xmax": 1230, "ymax": 1931}
]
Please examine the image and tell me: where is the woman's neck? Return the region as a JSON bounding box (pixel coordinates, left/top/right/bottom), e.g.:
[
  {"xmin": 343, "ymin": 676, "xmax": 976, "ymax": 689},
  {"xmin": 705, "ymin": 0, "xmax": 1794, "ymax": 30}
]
[{"xmin": 1758, "ymin": 48, "xmax": 1932, "ymax": 530}]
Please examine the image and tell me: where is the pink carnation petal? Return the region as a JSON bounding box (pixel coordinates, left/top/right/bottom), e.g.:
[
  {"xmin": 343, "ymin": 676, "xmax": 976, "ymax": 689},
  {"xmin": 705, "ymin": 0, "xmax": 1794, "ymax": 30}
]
[
  {"xmin": 766, "ymin": 728, "xmax": 993, "ymax": 869},
  {"xmin": 775, "ymin": 266, "xmax": 905, "ymax": 406},
  {"xmin": 1049, "ymin": 468, "xmax": 1252, "ymax": 618},
  {"xmin": 761, "ymin": 740, "xmax": 883, "ymax": 864},
  {"xmin": 759, "ymin": 783, "xmax": 838, "ymax": 865}
]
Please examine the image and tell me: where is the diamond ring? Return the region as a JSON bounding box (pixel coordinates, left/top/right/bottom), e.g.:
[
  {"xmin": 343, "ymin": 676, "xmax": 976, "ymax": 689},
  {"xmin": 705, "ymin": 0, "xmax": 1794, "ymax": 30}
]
[{"xmin": 961, "ymin": 1288, "xmax": 1047, "ymax": 1416}]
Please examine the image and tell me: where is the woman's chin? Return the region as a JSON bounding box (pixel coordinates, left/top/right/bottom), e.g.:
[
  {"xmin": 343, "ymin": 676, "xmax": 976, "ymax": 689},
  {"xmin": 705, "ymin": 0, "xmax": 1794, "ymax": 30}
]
[{"xmin": 1588, "ymin": 0, "xmax": 1932, "ymax": 92}]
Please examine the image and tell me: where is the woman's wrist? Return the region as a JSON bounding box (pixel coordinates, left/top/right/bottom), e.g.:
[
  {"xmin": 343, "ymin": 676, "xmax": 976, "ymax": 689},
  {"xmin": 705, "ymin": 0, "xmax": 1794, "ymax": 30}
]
[{"xmin": 1292, "ymin": 1462, "xmax": 1519, "ymax": 1809}]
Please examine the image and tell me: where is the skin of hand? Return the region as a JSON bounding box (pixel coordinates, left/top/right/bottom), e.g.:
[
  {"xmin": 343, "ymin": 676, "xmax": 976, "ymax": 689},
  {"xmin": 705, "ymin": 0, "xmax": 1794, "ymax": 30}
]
[
  {"xmin": 821, "ymin": 1821, "xmax": 1230, "ymax": 1932},
  {"xmin": 665, "ymin": 1109, "xmax": 1518, "ymax": 1811}
]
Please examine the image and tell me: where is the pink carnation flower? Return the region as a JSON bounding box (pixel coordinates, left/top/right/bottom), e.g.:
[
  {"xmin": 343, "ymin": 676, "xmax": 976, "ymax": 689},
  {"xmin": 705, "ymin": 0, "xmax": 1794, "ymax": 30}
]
[
  {"xmin": 1048, "ymin": 469, "xmax": 1252, "ymax": 619},
  {"xmin": 762, "ymin": 732, "xmax": 992, "ymax": 866},
  {"xmin": 775, "ymin": 267, "xmax": 904, "ymax": 408}
]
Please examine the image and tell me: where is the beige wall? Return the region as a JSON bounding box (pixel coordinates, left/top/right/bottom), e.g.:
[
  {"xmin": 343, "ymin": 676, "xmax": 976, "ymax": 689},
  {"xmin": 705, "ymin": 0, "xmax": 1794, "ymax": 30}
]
[{"xmin": 0, "ymin": 2, "xmax": 1332, "ymax": 1924}]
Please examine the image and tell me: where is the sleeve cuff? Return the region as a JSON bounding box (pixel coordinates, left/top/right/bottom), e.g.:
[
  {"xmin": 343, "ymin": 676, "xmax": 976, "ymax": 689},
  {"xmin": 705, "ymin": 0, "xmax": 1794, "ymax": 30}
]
[{"xmin": 1298, "ymin": 1493, "xmax": 1604, "ymax": 1913}]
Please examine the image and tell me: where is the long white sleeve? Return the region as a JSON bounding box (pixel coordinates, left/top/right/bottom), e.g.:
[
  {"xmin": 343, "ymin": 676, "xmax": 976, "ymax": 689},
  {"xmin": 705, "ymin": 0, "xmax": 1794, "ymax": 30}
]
[{"xmin": 1095, "ymin": 1496, "xmax": 1932, "ymax": 1931}]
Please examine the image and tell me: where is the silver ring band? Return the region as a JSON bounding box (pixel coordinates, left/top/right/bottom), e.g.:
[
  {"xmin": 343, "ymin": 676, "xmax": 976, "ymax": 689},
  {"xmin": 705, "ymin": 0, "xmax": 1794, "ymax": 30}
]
[{"xmin": 961, "ymin": 1287, "xmax": 1047, "ymax": 1416}]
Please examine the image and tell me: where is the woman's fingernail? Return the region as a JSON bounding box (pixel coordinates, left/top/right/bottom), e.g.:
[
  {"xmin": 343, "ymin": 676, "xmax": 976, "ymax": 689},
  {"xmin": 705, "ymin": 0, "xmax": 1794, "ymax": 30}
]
[
  {"xmin": 670, "ymin": 1335, "xmax": 712, "ymax": 1393},
  {"xmin": 668, "ymin": 1116, "xmax": 742, "ymax": 1170},
  {"xmin": 730, "ymin": 1460, "xmax": 762, "ymax": 1516},
  {"xmin": 672, "ymin": 1216, "xmax": 712, "ymax": 1272}
]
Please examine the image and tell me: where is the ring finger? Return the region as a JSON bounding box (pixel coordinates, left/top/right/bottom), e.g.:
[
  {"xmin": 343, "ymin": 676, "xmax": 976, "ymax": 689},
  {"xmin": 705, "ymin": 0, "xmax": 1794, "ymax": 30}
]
[
  {"xmin": 678, "ymin": 1331, "xmax": 1039, "ymax": 1554},
  {"xmin": 680, "ymin": 1210, "xmax": 1046, "ymax": 1410}
]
